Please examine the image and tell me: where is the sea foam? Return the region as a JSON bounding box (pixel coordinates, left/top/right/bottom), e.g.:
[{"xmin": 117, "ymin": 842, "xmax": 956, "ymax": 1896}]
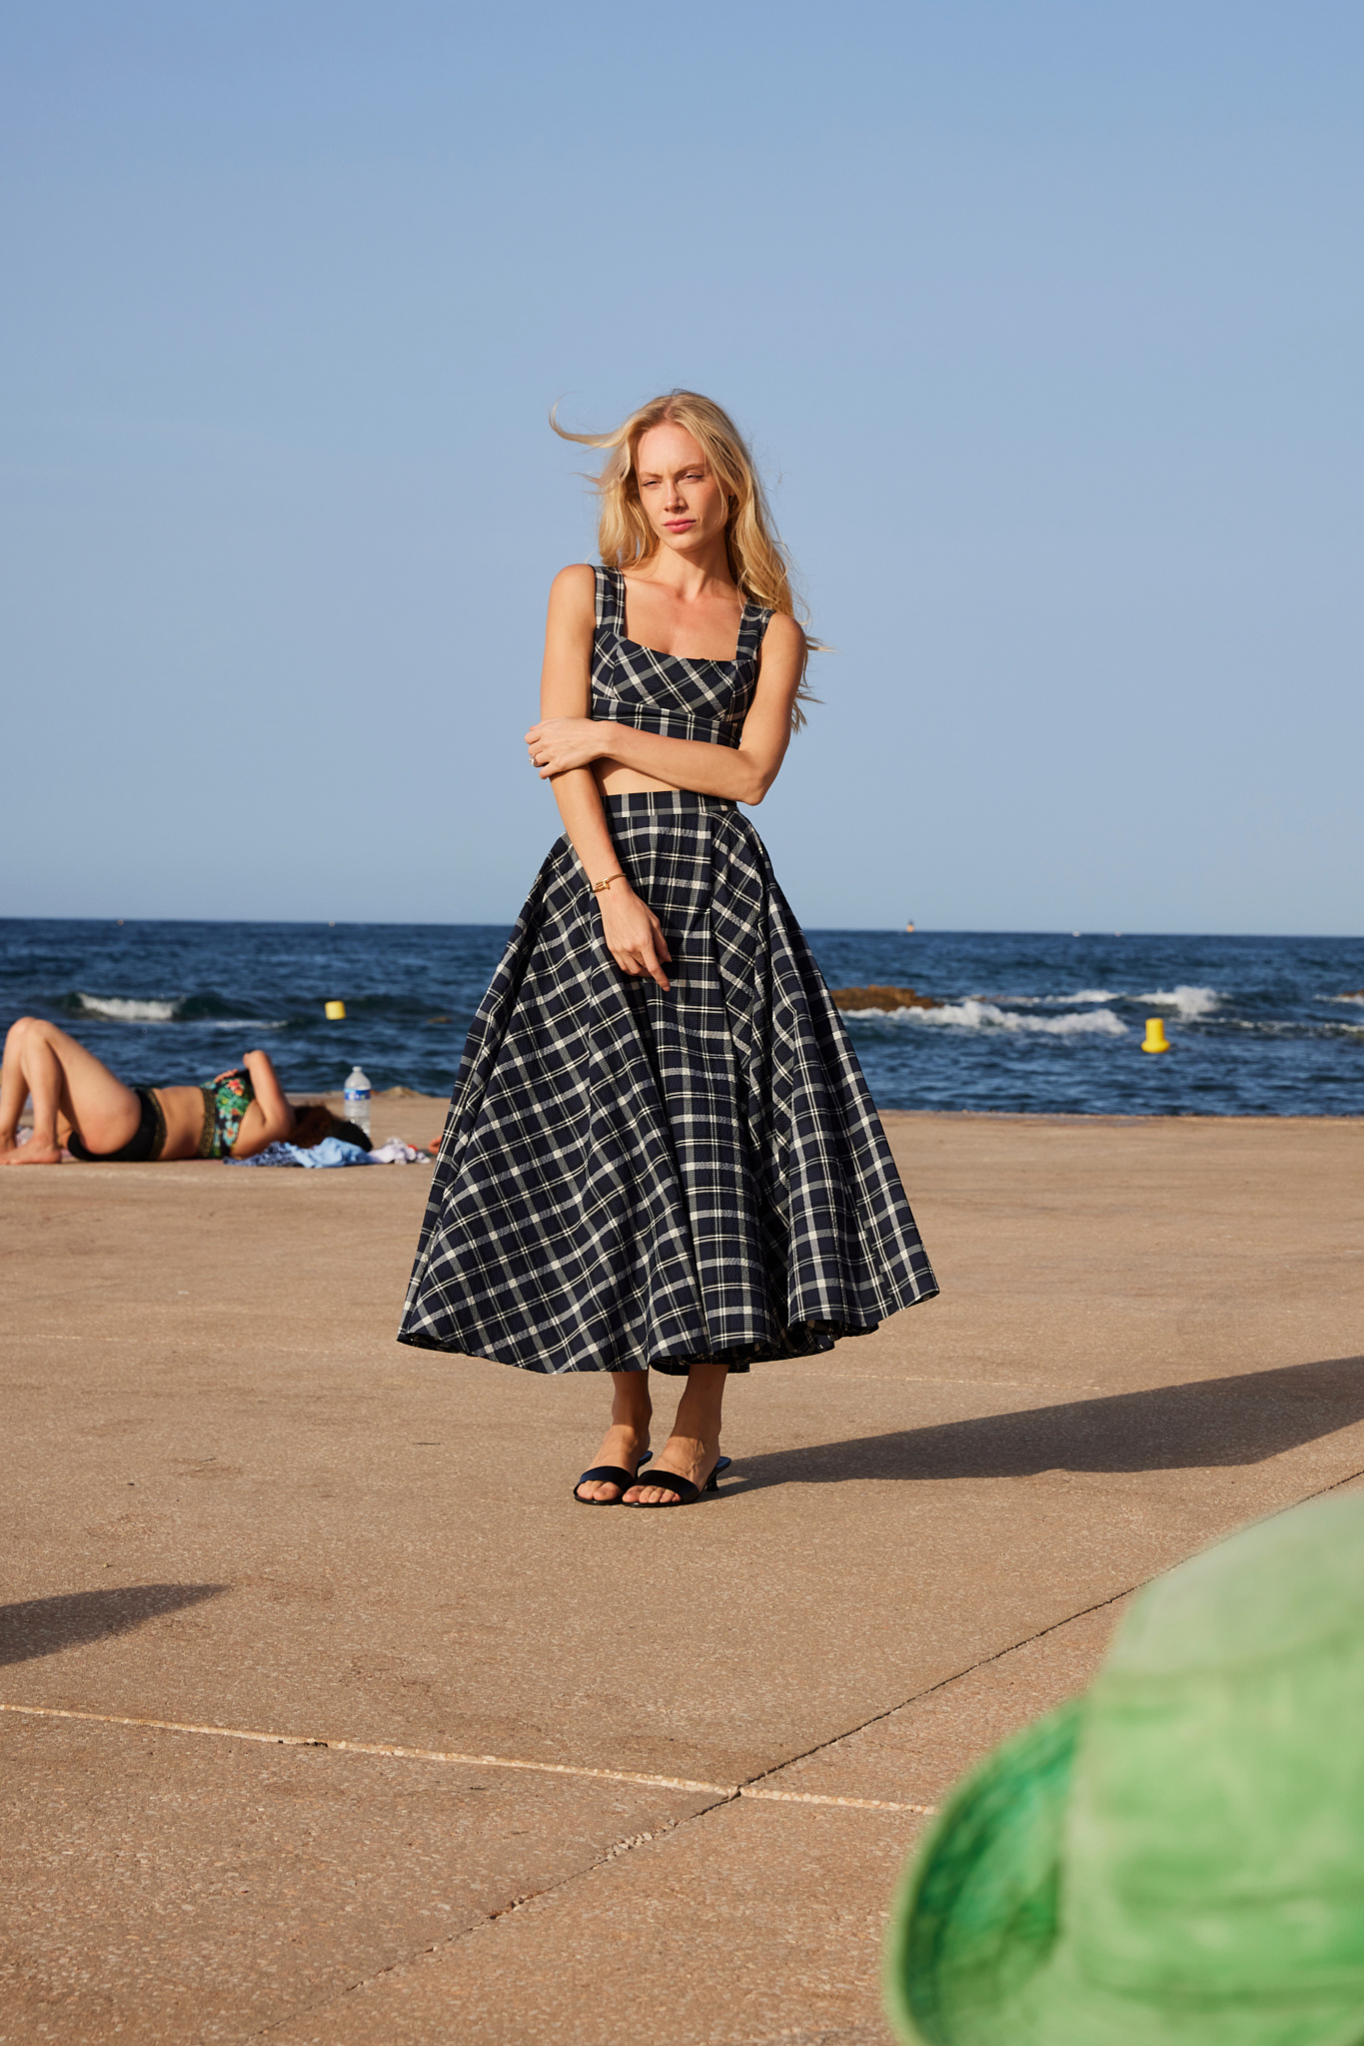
[
  {"xmin": 76, "ymin": 993, "xmax": 181, "ymax": 1022},
  {"xmin": 852, "ymin": 999, "xmax": 1128, "ymax": 1037},
  {"xmin": 73, "ymin": 993, "xmax": 282, "ymax": 1030},
  {"xmin": 1010, "ymin": 989, "xmax": 1118, "ymax": 1007},
  {"xmin": 1138, "ymin": 985, "xmax": 1219, "ymax": 1018}
]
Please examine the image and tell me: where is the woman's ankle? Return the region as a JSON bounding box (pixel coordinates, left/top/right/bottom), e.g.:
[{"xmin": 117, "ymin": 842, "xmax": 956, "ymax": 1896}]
[
  {"xmin": 671, "ymin": 1396, "xmax": 724, "ymax": 1442},
  {"xmin": 609, "ymin": 1400, "xmax": 651, "ymax": 1435}
]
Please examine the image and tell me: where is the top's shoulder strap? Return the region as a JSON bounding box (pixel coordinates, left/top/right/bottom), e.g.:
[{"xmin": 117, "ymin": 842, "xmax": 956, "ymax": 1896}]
[
  {"xmin": 737, "ymin": 600, "xmax": 774, "ymax": 667},
  {"xmin": 594, "ymin": 564, "xmax": 626, "ymax": 635}
]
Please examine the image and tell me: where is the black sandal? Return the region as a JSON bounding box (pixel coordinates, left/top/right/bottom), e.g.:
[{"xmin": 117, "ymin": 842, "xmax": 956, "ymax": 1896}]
[
  {"xmin": 622, "ymin": 1456, "xmax": 732, "ymax": 1508},
  {"xmin": 573, "ymin": 1450, "xmax": 652, "ymax": 1505}
]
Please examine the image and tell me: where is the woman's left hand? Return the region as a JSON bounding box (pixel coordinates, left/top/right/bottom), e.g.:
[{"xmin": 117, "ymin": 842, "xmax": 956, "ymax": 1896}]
[{"xmin": 525, "ymin": 717, "xmax": 603, "ymax": 778}]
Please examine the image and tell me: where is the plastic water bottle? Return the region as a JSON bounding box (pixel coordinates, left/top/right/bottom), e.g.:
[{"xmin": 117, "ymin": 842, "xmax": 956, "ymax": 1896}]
[{"xmin": 343, "ymin": 1064, "xmax": 372, "ymax": 1139}]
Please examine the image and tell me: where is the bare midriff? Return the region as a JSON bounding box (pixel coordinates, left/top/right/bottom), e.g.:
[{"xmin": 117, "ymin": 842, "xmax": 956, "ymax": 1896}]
[
  {"xmin": 593, "ymin": 761, "xmax": 685, "ymax": 799},
  {"xmin": 150, "ymin": 1085, "xmax": 209, "ymax": 1160},
  {"xmin": 153, "ymin": 1086, "xmax": 277, "ymax": 1158}
]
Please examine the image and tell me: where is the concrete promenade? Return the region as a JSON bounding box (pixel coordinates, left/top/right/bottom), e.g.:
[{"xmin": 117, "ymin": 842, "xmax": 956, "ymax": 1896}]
[{"xmin": 3, "ymin": 1103, "xmax": 1363, "ymax": 2042}]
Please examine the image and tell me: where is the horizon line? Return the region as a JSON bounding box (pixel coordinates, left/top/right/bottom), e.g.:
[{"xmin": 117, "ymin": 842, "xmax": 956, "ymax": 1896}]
[{"xmin": 1, "ymin": 915, "xmax": 1361, "ymax": 943}]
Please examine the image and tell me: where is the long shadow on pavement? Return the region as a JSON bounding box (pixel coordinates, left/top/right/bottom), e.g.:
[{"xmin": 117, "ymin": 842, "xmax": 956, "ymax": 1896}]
[
  {"xmin": 0, "ymin": 1584, "xmax": 229, "ymax": 1666},
  {"xmin": 730, "ymin": 1357, "xmax": 1364, "ymax": 1489}
]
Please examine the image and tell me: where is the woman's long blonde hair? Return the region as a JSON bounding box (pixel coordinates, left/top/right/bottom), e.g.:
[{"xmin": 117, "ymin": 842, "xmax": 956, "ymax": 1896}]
[{"xmin": 552, "ymin": 390, "xmax": 820, "ymax": 728}]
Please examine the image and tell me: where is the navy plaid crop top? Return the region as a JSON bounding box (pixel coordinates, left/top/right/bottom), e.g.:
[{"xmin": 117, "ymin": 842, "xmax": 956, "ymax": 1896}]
[{"xmin": 590, "ymin": 566, "xmax": 772, "ymax": 750}]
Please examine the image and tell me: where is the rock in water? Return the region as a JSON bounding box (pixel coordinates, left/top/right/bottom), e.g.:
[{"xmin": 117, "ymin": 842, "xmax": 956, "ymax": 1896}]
[{"xmin": 831, "ymin": 986, "xmax": 942, "ymax": 1012}]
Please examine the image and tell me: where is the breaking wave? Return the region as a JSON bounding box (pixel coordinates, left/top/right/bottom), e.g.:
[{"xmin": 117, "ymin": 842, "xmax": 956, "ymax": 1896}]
[
  {"xmin": 1008, "ymin": 988, "xmax": 1119, "ymax": 1007},
  {"xmin": 851, "ymin": 999, "xmax": 1128, "ymax": 1037},
  {"xmin": 75, "ymin": 993, "xmax": 181, "ymax": 1022},
  {"xmin": 1138, "ymin": 985, "xmax": 1219, "ymax": 1018},
  {"xmin": 71, "ymin": 992, "xmax": 284, "ymax": 1030}
]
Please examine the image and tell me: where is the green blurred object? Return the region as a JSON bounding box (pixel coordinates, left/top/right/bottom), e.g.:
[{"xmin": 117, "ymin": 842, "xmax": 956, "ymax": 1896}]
[{"xmin": 884, "ymin": 1490, "xmax": 1364, "ymax": 2045}]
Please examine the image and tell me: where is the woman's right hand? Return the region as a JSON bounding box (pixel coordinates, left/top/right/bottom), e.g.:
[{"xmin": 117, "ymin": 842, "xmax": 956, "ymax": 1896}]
[{"xmin": 598, "ymin": 884, "xmax": 672, "ymax": 991}]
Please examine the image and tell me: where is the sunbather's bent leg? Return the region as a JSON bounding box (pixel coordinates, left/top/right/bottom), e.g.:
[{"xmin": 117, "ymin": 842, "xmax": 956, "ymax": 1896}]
[{"xmin": 0, "ymin": 1017, "xmax": 142, "ymax": 1164}]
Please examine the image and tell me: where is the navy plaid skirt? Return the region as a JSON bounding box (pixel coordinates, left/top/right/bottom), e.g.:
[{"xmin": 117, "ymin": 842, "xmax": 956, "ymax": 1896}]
[{"xmin": 399, "ymin": 792, "xmax": 937, "ymax": 1374}]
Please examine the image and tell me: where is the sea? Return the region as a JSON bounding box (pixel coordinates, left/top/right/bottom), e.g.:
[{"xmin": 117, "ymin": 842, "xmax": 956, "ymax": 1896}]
[{"xmin": 2, "ymin": 919, "xmax": 1361, "ymax": 1119}]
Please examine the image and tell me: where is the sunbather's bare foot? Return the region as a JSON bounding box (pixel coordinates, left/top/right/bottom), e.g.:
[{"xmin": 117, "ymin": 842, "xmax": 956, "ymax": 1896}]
[
  {"xmin": 575, "ymin": 1421, "xmax": 652, "ymax": 1503},
  {"xmin": 0, "ymin": 1135, "xmax": 63, "ymax": 1165},
  {"xmin": 623, "ymin": 1432, "xmax": 720, "ymax": 1506}
]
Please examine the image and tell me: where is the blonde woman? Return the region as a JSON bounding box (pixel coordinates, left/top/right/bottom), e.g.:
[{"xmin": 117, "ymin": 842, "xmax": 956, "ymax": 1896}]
[{"xmin": 399, "ymin": 393, "xmax": 937, "ymax": 1505}]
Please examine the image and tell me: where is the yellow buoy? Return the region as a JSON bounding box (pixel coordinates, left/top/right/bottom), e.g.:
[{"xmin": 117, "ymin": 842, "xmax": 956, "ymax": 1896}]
[
  {"xmin": 325, "ymin": 1000, "xmax": 347, "ymax": 1021},
  {"xmin": 1141, "ymin": 1016, "xmax": 1170, "ymax": 1054}
]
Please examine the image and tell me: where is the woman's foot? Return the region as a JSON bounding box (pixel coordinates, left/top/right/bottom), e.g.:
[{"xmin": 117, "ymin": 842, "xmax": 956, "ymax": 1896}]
[
  {"xmin": 623, "ymin": 1433, "xmax": 721, "ymax": 1506},
  {"xmin": 574, "ymin": 1422, "xmax": 652, "ymax": 1503},
  {"xmin": 0, "ymin": 1134, "xmax": 63, "ymax": 1165}
]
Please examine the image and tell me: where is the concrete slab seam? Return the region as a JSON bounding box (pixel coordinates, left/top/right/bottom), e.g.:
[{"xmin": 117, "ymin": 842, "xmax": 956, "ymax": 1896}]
[
  {"xmin": 739, "ymin": 1787, "xmax": 935, "ymax": 1811},
  {"xmin": 734, "ymin": 1458, "xmax": 1364, "ymax": 1808},
  {"xmin": 734, "ymin": 1582, "xmax": 1146, "ymax": 1802},
  {"xmin": 247, "ymin": 1801, "xmax": 740, "ymax": 2039},
  {"xmin": 241, "ymin": 1778, "xmax": 930, "ymax": 2034},
  {"xmin": 742, "ymin": 1458, "xmax": 1364, "ymax": 1804},
  {"xmin": 0, "ymin": 1704, "xmax": 936, "ymax": 1813}
]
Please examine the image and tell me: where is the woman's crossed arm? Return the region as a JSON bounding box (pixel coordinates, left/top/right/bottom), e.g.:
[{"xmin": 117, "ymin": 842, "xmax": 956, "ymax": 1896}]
[{"xmin": 527, "ymin": 580, "xmax": 805, "ymax": 806}]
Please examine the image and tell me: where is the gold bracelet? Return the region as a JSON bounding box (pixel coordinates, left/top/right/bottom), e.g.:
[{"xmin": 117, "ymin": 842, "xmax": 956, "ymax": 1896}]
[{"xmin": 591, "ymin": 872, "xmax": 626, "ymax": 895}]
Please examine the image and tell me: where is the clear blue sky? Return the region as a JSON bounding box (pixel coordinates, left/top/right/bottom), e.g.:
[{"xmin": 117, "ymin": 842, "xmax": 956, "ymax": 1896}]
[{"xmin": 3, "ymin": 1, "xmax": 1360, "ymax": 932}]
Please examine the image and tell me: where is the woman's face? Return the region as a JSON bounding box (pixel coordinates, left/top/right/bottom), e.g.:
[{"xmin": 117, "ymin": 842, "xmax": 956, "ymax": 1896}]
[{"xmin": 633, "ymin": 423, "xmax": 731, "ymax": 558}]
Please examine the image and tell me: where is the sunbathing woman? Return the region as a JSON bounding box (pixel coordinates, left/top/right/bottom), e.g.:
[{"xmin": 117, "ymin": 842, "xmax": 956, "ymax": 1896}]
[
  {"xmin": 399, "ymin": 391, "xmax": 938, "ymax": 1506},
  {"xmin": 0, "ymin": 1017, "xmax": 313, "ymax": 1164}
]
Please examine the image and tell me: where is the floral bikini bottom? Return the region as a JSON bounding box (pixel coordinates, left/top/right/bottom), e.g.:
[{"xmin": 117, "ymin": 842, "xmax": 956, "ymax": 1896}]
[{"xmin": 197, "ymin": 1068, "xmax": 256, "ymax": 1158}]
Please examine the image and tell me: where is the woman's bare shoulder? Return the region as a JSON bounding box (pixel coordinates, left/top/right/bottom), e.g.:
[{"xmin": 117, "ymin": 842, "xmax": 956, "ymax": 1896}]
[
  {"xmin": 760, "ymin": 611, "xmax": 807, "ymax": 657},
  {"xmin": 548, "ymin": 562, "xmax": 598, "ymax": 616}
]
